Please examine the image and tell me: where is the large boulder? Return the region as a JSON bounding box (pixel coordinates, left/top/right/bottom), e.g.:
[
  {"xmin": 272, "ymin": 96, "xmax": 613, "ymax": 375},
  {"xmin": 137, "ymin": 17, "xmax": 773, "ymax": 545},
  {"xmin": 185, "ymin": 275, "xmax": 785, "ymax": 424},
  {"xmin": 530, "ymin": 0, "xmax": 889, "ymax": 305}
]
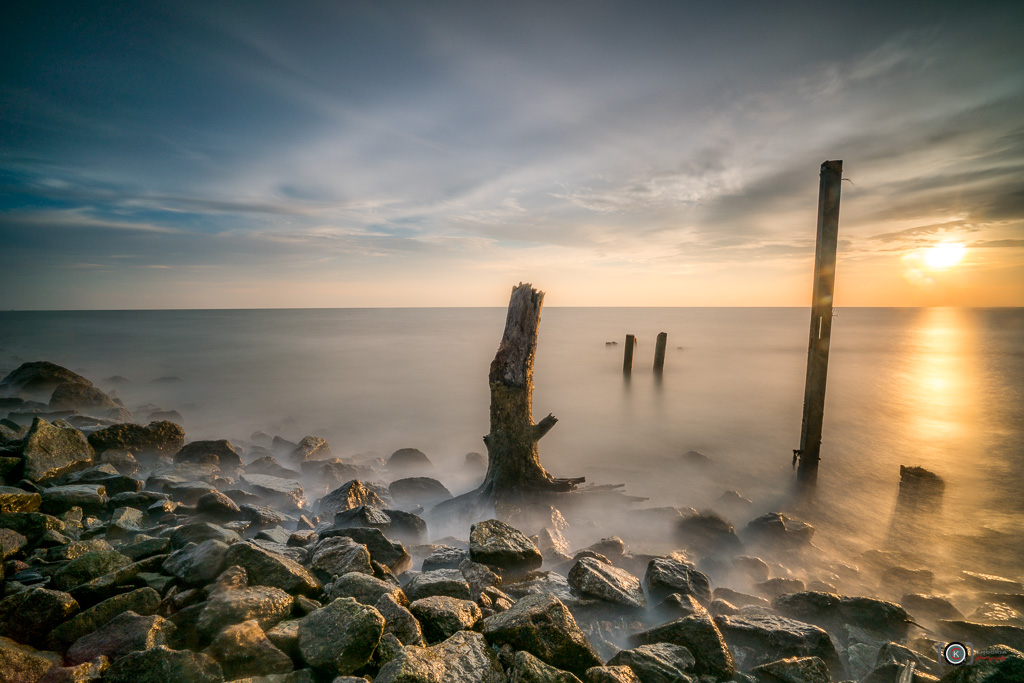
[
  {"xmin": 66, "ymin": 610, "xmax": 174, "ymax": 665},
  {"xmin": 482, "ymin": 593, "xmax": 602, "ymax": 677},
  {"xmin": 48, "ymin": 382, "xmax": 119, "ymax": 413},
  {"xmin": 297, "ymin": 597, "xmax": 384, "ymax": 674},
  {"xmin": 309, "ymin": 536, "xmax": 373, "ymax": 581},
  {"xmin": 376, "ymin": 630, "xmax": 504, "ymax": 683},
  {"xmin": 389, "ymin": 477, "xmax": 453, "ymax": 507},
  {"xmin": 469, "ymin": 519, "xmax": 543, "ymax": 577},
  {"xmin": 103, "ymin": 645, "xmax": 223, "ymax": 682},
  {"xmin": 196, "ymin": 585, "xmax": 294, "ymax": 637},
  {"xmin": 715, "ymin": 611, "xmax": 842, "ymax": 676},
  {"xmin": 627, "ymin": 613, "xmax": 735, "ymax": 679},
  {"xmin": 568, "ymin": 557, "xmax": 645, "ymax": 609},
  {"xmin": 1, "ymin": 361, "xmax": 91, "ymax": 400},
  {"xmin": 87, "ymin": 421, "xmax": 185, "ymax": 461},
  {"xmin": 174, "ymin": 440, "xmax": 243, "ymax": 472},
  {"xmin": 0, "ymin": 636, "xmax": 63, "ymax": 681},
  {"xmin": 606, "ymin": 643, "xmax": 695, "ymax": 683},
  {"xmin": 0, "ymin": 587, "xmax": 80, "ymax": 648},
  {"xmin": 322, "ymin": 526, "xmax": 411, "ymax": 573},
  {"xmin": 409, "ymin": 596, "xmax": 483, "ymax": 644},
  {"xmin": 386, "ymin": 448, "xmax": 433, "ymax": 475},
  {"xmin": 223, "ymin": 541, "xmax": 321, "ymax": 596},
  {"xmin": 21, "ymin": 418, "xmax": 94, "ymax": 483},
  {"xmin": 643, "ymin": 558, "xmax": 711, "ymax": 604},
  {"xmin": 204, "ymin": 618, "xmax": 293, "ymax": 680},
  {"xmin": 317, "ymin": 480, "xmax": 386, "ymax": 519}
]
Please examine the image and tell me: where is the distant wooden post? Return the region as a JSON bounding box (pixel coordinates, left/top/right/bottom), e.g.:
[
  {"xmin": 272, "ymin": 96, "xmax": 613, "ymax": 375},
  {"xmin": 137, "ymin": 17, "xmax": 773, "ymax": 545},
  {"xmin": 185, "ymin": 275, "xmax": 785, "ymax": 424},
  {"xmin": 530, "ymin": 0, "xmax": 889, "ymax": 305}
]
[
  {"xmin": 623, "ymin": 334, "xmax": 636, "ymax": 374},
  {"xmin": 796, "ymin": 160, "xmax": 842, "ymax": 494},
  {"xmin": 653, "ymin": 332, "xmax": 668, "ymax": 373}
]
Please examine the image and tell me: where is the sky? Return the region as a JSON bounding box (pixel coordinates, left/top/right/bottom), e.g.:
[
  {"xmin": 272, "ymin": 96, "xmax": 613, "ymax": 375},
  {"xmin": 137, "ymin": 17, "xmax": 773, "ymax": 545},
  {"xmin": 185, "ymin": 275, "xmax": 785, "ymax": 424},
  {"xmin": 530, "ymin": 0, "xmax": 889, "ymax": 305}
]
[{"xmin": 1, "ymin": 0, "xmax": 1022, "ymax": 309}]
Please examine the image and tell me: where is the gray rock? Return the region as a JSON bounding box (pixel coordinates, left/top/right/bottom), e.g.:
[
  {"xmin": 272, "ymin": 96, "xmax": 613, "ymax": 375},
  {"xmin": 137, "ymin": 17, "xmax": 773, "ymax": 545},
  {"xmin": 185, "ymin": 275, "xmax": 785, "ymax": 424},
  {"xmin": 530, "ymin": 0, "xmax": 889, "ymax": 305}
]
[
  {"xmin": 643, "ymin": 558, "xmax": 711, "ymax": 604},
  {"xmin": 2, "ymin": 361, "xmax": 91, "ymax": 399},
  {"xmin": 470, "ymin": 519, "xmax": 543, "ymax": 577},
  {"xmin": 163, "ymin": 480, "xmax": 217, "ymax": 504},
  {"xmin": 0, "ymin": 511, "xmax": 65, "ymax": 543},
  {"xmin": 607, "ymin": 643, "xmax": 695, "ymax": 683},
  {"xmin": 240, "ymin": 503, "xmax": 295, "ymax": 528},
  {"xmin": 568, "ymin": 557, "xmax": 645, "ymax": 609},
  {"xmin": 750, "ymin": 655, "xmax": 829, "ymax": 683},
  {"xmin": 48, "ymin": 587, "xmax": 161, "ymax": 652},
  {"xmin": 386, "ymin": 448, "xmax": 433, "ymax": 475},
  {"xmin": 322, "ymin": 526, "xmax": 411, "ymax": 573},
  {"xmin": 53, "ymin": 550, "xmax": 132, "ymax": 591},
  {"xmin": 289, "ymin": 436, "xmax": 331, "ymax": 464},
  {"xmin": 744, "ymin": 512, "xmax": 815, "ymax": 549},
  {"xmin": 382, "ymin": 508, "xmax": 428, "ymax": 544},
  {"xmin": 197, "ymin": 585, "xmax": 294, "ymax": 637},
  {"xmin": 715, "ymin": 612, "xmax": 842, "ymax": 676},
  {"xmin": 246, "ymin": 455, "xmax": 301, "ymax": 479},
  {"xmin": 0, "ymin": 635, "xmax": 64, "ymax": 680},
  {"xmin": 21, "ymin": 418, "xmax": 94, "ymax": 483},
  {"xmin": 388, "ymin": 477, "xmax": 453, "ymax": 507},
  {"xmin": 224, "ymin": 541, "xmax": 321, "ymax": 596},
  {"xmin": 205, "ymin": 619, "xmax": 293, "ymax": 680},
  {"xmin": 409, "ymin": 595, "xmax": 483, "ymax": 644},
  {"xmin": 460, "ymin": 559, "xmax": 502, "ymax": 600},
  {"xmin": 421, "ymin": 545, "xmax": 468, "ymax": 571},
  {"xmin": 503, "ymin": 571, "xmax": 596, "ymax": 610},
  {"xmin": 103, "ymin": 645, "xmax": 223, "ymax": 682},
  {"xmin": 66, "ymin": 610, "xmax": 174, "ymax": 664},
  {"xmin": 0, "ymin": 587, "xmax": 80, "ymax": 648},
  {"xmin": 583, "ymin": 666, "xmax": 640, "ymax": 683},
  {"xmin": 376, "ymin": 630, "xmax": 504, "ymax": 683},
  {"xmin": 106, "ymin": 506, "xmax": 146, "ymax": 540},
  {"xmin": 333, "ymin": 504, "xmax": 392, "ymax": 530},
  {"xmin": 297, "ymin": 597, "xmax": 384, "ymax": 673},
  {"xmin": 48, "ymin": 382, "xmax": 118, "ymax": 413},
  {"xmin": 0, "ymin": 485, "xmax": 41, "ymax": 513},
  {"xmin": 0, "ymin": 527, "xmax": 28, "ymax": 560},
  {"xmin": 675, "ymin": 511, "xmax": 742, "ymax": 555},
  {"xmin": 40, "ymin": 484, "xmax": 108, "ymax": 516},
  {"xmin": 376, "ymin": 593, "xmax": 425, "ymax": 646},
  {"xmin": 309, "ymin": 536, "xmax": 373, "ymax": 581},
  {"xmin": 482, "ymin": 593, "xmax": 602, "ymax": 678},
  {"xmin": 509, "ymin": 649, "xmax": 582, "ymax": 682},
  {"xmin": 241, "ymin": 474, "xmax": 306, "ymax": 509},
  {"xmin": 773, "ymin": 591, "xmax": 914, "ymax": 643},
  {"xmin": 175, "ymin": 440, "xmax": 243, "ymax": 471},
  {"xmin": 163, "ymin": 539, "xmax": 230, "ymax": 586},
  {"xmin": 196, "ymin": 490, "xmax": 242, "ymax": 519},
  {"xmin": 405, "ymin": 569, "xmax": 471, "ymax": 601},
  {"xmin": 628, "ymin": 612, "xmax": 735, "ymax": 679},
  {"xmin": 169, "ymin": 522, "xmax": 241, "ymax": 549},
  {"xmin": 326, "ymin": 571, "xmax": 406, "ymax": 607},
  {"xmin": 87, "ymin": 421, "xmax": 185, "ymax": 461},
  {"xmin": 317, "ymin": 480, "xmax": 386, "ymax": 519}
]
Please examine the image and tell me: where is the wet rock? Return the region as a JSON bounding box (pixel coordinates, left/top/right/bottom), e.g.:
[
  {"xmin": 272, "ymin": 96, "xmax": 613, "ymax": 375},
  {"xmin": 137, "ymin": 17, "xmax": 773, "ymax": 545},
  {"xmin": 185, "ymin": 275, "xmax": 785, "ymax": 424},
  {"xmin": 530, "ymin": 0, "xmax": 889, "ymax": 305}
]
[
  {"xmin": 326, "ymin": 571, "xmax": 406, "ymax": 606},
  {"xmin": 376, "ymin": 593, "xmax": 425, "ymax": 646},
  {"xmin": 509, "ymin": 649, "xmax": 582, "ymax": 682},
  {"xmin": 322, "ymin": 526, "xmax": 411, "ymax": 573},
  {"xmin": 192, "ymin": 492, "xmax": 240, "ymax": 522},
  {"xmin": 66, "ymin": 610, "xmax": 174, "ymax": 665},
  {"xmin": 961, "ymin": 570, "xmax": 1024, "ymax": 593},
  {"xmin": 0, "ymin": 527, "xmax": 28, "ymax": 561},
  {"xmin": 41, "ymin": 485, "xmax": 108, "ymax": 516},
  {"xmin": 745, "ymin": 512, "xmax": 816, "ymax": 550},
  {"xmin": 48, "ymin": 587, "xmax": 161, "ymax": 652},
  {"xmin": 289, "ymin": 436, "xmax": 331, "ymax": 464},
  {"xmin": 0, "ymin": 635, "xmax": 63, "ymax": 681},
  {"xmin": 240, "ymin": 503, "xmax": 294, "ymax": 528},
  {"xmin": 309, "ymin": 536, "xmax": 373, "ymax": 581},
  {"xmin": 102, "ymin": 645, "xmax": 223, "ymax": 682},
  {"xmin": 1, "ymin": 361, "xmax": 92, "ymax": 400},
  {"xmin": 333, "ymin": 504, "xmax": 391, "ymax": 530},
  {"xmin": 264, "ymin": 619, "xmax": 300, "ymax": 658},
  {"xmin": 936, "ymin": 644, "xmax": 1024, "ymax": 682},
  {"xmin": 715, "ymin": 612, "xmax": 842, "ymax": 676},
  {"xmin": 502, "ymin": 571, "xmax": 594, "ymax": 609},
  {"xmin": 470, "ymin": 519, "xmax": 543, "ymax": 577},
  {"xmin": 386, "ymin": 448, "xmax": 433, "ymax": 475},
  {"xmin": 422, "ymin": 545, "xmax": 468, "ymax": 571},
  {"xmin": 245, "ymin": 456, "xmax": 301, "ymax": 480},
  {"xmin": 568, "ymin": 558, "xmax": 645, "ymax": 609},
  {"xmin": 756, "ymin": 577, "xmax": 806, "ymax": 600},
  {"xmin": 410, "ymin": 595, "xmax": 482, "ymax": 643},
  {"xmin": 0, "ymin": 587, "xmax": 80, "ymax": 647},
  {"xmin": 405, "ymin": 569, "xmax": 471, "ymax": 601},
  {"xmin": 38, "ymin": 656, "xmax": 110, "ymax": 682},
  {"xmin": 21, "ymin": 418, "xmax": 94, "ymax": 483},
  {"xmin": 170, "ymin": 522, "xmax": 240, "ymax": 549},
  {"xmin": 87, "ymin": 421, "xmax": 185, "ymax": 462},
  {"xmin": 751, "ymin": 655, "xmax": 829, "ymax": 683},
  {"xmin": 317, "ymin": 480, "xmax": 386, "ymax": 519},
  {"xmin": 389, "ymin": 477, "xmax": 453, "ymax": 508},
  {"xmin": 460, "ymin": 558, "xmax": 502, "ymax": 599},
  {"xmin": 628, "ymin": 612, "xmax": 735, "ymax": 679},
  {"xmin": 241, "ymin": 474, "xmax": 306, "ymax": 509},
  {"xmin": 482, "ymin": 593, "xmax": 602, "ymax": 677},
  {"xmin": 0, "ymin": 511, "xmax": 65, "ymax": 543},
  {"xmin": 584, "ymin": 665, "xmax": 640, "ymax": 683},
  {"xmin": 48, "ymin": 383, "xmax": 118, "ymax": 413},
  {"xmin": 714, "ymin": 587, "xmax": 771, "ymax": 609},
  {"xmin": 936, "ymin": 619, "xmax": 1024, "ymax": 651},
  {"xmin": 0, "ymin": 485, "xmax": 41, "ymax": 513},
  {"xmin": 53, "ymin": 550, "xmax": 132, "ymax": 591},
  {"xmin": 162, "ymin": 539, "xmax": 230, "ymax": 586},
  {"xmin": 175, "ymin": 440, "xmax": 243, "ymax": 472},
  {"xmin": 675, "ymin": 511, "xmax": 742, "ymax": 555},
  {"xmin": 773, "ymin": 592, "xmax": 914, "ymax": 643},
  {"xmin": 654, "ymin": 593, "xmax": 709, "ymax": 620},
  {"xmin": 197, "ymin": 585, "xmax": 294, "ymax": 637},
  {"xmin": 205, "ymin": 619, "xmax": 293, "ymax": 680},
  {"xmin": 97, "ymin": 449, "xmax": 139, "ymax": 476},
  {"xmin": 376, "ymin": 630, "xmax": 504, "ymax": 683},
  {"xmin": 643, "ymin": 557, "xmax": 711, "ymax": 605},
  {"xmin": 607, "ymin": 643, "xmax": 695, "ymax": 683},
  {"xmin": 297, "ymin": 597, "xmax": 384, "ymax": 673},
  {"xmin": 44, "ymin": 539, "xmax": 113, "ymax": 564},
  {"xmin": 732, "ymin": 555, "xmax": 771, "ymax": 584},
  {"xmin": 969, "ymin": 602, "xmax": 1024, "ymax": 626},
  {"xmin": 224, "ymin": 541, "xmax": 321, "ymax": 596}
]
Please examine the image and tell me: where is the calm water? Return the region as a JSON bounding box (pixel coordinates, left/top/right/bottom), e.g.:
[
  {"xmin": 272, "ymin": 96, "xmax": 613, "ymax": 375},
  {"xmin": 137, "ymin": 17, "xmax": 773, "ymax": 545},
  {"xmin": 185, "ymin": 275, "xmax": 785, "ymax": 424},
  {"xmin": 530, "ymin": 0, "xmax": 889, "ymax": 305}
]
[{"xmin": 2, "ymin": 307, "xmax": 1022, "ymax": 560}]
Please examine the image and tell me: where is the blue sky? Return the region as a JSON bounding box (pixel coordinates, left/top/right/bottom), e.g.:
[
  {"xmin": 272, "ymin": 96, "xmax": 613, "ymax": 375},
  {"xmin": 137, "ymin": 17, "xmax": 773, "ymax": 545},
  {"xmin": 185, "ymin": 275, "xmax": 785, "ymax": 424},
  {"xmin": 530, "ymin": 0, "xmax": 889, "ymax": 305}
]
[{"xmin": 2, "ymin": 0, "xmax": 1022, "ymax": 308}]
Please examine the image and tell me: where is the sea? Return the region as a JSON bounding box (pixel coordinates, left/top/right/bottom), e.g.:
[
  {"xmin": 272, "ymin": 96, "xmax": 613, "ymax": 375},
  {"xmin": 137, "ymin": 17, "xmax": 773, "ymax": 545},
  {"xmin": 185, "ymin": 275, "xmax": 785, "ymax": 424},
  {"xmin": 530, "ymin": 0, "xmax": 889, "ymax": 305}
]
[{"xmin": 1, "ymin": 307, "xmax": 1022, "ymax": 567}]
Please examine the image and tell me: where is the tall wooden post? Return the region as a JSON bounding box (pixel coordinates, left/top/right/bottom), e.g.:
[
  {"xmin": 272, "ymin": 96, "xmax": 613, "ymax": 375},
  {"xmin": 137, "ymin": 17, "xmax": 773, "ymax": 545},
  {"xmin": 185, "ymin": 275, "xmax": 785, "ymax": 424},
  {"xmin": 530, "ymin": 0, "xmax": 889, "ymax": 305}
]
[
  {"xmin": 653, "ymin": 332, "xmax": 667, "ymax": 373},
  {"xmin": 796, "ymin": 160, "xmax": 842, "ymax": 493},
  {"xmin": 623, "ymin": 334, "xmax": 636, "ymax": 374}
]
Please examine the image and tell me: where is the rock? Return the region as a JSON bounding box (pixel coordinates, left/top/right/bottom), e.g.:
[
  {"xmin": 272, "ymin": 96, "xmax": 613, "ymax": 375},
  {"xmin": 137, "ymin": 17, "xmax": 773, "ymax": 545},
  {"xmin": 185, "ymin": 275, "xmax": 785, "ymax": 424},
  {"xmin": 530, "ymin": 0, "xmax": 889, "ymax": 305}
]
[
  {"xmin": 628, "ymin": 613, "xmax": 735, "ymax": 679},
  {"xmin": 482, "ymin": 593, "xmax": 602, "ymax": 677},
  {"xmin": 936, "ymin": 619, "xmax": 1024, "ymax": 651},
  {"xmin": 0, "ymin": 587, "xmax": 79, "ymax": 648},
  {"xmin": 102, "ymin": 645, "xmax": 223, "ymax": 682},
  {"xmin": 409, "ymin": 596, "xmax": 483, "ymax": 644},
  {"xmin": 322, "ymin": 527, "xmax": 411, "ymax": 573},
  {"xmin": 317, "ymin": 481, "xmax": 386, "ymax": 519},
  {"xmin": 162, "ymin": 540, "xmax": 230, "ymax": 586},
  {"xmin": 568, "ymin": 558, "xmax": 645, "ymax": 609},
  {"xmin": 421, "ymin": 545, "xmax": 468, "ymax": 571},
  {"xmin": 309, "ymin": 536, "xmax": 373, "ymax": 581},
  {"xmin": 386, "ymin": 448, "xmax": 433, "ymax": 474},
  {"xmin": 936, "ymin": 644, "xmax": 1024, "ymax": 682},
  {"xmin": 584, "ymin": 666, "xmax": 640, "ymax": 683},
  {"xmin": 376, "ymin": 630, "xmax": 504, "ymax": 683},
  {"xmin": 289, "ymin": 436, "xmax": 331, "ymax": 464},
  {"xmin": 195, "ymin": 491, "xmax": 242, "ymax": 520},
  {"xmin": 245, "ymin": 456, "xmax": 301, "ymax": 480},
  {"xmin": 37, "ymin": 656, "xmax": 110, "ymax": 682},
  {"xmin": 460, "ymin": 559, "xmax": 502, "ymax": 600},
  {"xmin": 65, "ymin": 466, "xmax": 142, "ymax": 494},
  {"xmin": 48, "ymin": 587, "xmax": 161, "ymax": 652},
  {"xmin": 97, "ymin": 449, "xmax": 139, "ymax": 476},
  {"xmin": 0, "ymin": 527, "xmax": 28, "ymax": 561},
  {"xmin": 469, "ymin": 519, "xmax": 543, "ymax": 577},
  {"xmin": 376, "ymin": 593, "xmax": 425, "ymax": 646},
  {"xmin": 0, "ymin": 511, "xmax": 65, "ymax": 543},
  {"xmin": 48, "ymin": 383, "xmax": 118, "ymax": 413},
  {"xmin": 382, "ymin": 508, "xmax": 428, "ymax": 544},
  {"xmin": 0, "ymin": 485, "xmax": 41, "ymax": 513},
  {"xmin": 773, "ymin": 592, "xmax": 914, "ymax": 642},
  {"xmin": 205, "ymin": 619, "xmax": 293, "ymax": 680},
  {"xmin": 241, "ymin": 474, "xmax": 306, "ymax": 509},
  {"xmin": 714, "ymin": 612, "xmax": 842, "ymax": 676},
  {"xmin": 675, "ymin": 511, "xmax": 742, "ymax": 555},
  {"xmin": 607, "ymin": 643, "xmax": 695, "ymax": 683},
  {"xmin": 327, "ymin": 571, "xmax": 406, "ymax": 607},
  {"xmin": 297, "ymin": 597, "xmax": 384, "ymax": 673},
  {"xmin": 21, "ymin": 418, "xmax": 94, "ymax": 483},
  {"xmin": 0, "ymin": 635, "xmax": 63, "ymax": 681},
  {"xmin": 239, "ymin": 503, "xmax": 294, "ymax": 528},
  {"xmin": 389, "ymin": 478, "xmax": 453, "ymax": 508},
  {"xmin": 40, "ymin": 485, "xmax": 108, "ymax": 516},
  {"xmin": 969, "ymin": 602, "xmax": 1024, "ymax": 626},
  {"xmin": 643, "ymin": 558, "xmax": 711, "ymax": 605},
  {"xmin": 333, "ymin": 504, "xmax": 391, "ymax": 529},
  {"xmin": 751, "ymin": 655, "xmax": 829, "ymax": 683},
  {"xmin": 509, "ymin": 649, "xmax": 582, "ymax": 682},
  {"xmin": 197, "ymin": 585, "xmax": 294, "ymax": 637},
  {"xmin": 224, "ymin": 541, "xmax": 321, "ymax": 596},
  {"xmin": 170, "ymin": 522, "xmax": 240, "ymax": 549},
  {"xmin": 756, "ymin": 577, "xmax": 806, "ymax": 599},
  {"xmin": 1, "ymin": 362, "xmax": 91, "ymax": 400},
  {"xmin": 53, "ymin": 550, "xmax": 132, "ymax": 591},
  {"xmin": 66, "ymin": 610, "xmax": 174, "ymax": 664},
  {"xmin": 87, "ymin": 421, "xmax": 184, "ymax": 461},
  {"xmin": 961, "ymin": 571, "xmax": 1024, "ymax": 593},
  {"xmin": 175, "ymin": 440, "xmax": 243, "ymax": 472},
  {"xmin": 713, "ymin": 587, "xmax": 771, "ymax": 609},
  {"xmin": 264, "ymin": 619, "xmax": 300, "ymax": 658},
  {"xmin": 654, "ymin": 593, "xmax": 709, "ymax": 620},
  {"xmin": 405, "ymin": 569, "xmax": 471, "ymax": 601}
]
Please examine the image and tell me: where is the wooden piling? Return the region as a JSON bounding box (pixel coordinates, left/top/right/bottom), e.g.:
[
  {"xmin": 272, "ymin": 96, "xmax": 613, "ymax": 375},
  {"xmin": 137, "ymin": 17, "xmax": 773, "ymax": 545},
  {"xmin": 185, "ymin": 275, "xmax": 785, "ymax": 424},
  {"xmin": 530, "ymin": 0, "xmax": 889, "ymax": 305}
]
[
  {"xmin": 796, "ymin": 160, "xmax": 842, "ymax": 494},
  {"xmin": 623, "ymin": 334, "xmax": 636, "ymax": 374},
  {"xmin": 653, "ymin": 332, "xmax": 667, "ymax": 373}
]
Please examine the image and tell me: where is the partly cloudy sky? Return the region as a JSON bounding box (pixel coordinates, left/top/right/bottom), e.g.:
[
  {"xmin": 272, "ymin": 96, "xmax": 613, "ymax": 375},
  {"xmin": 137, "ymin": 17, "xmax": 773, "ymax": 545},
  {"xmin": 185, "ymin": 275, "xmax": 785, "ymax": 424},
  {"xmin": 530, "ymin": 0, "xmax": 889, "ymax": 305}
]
[{"xmin": 2, "ymin": 0, "xmax": 1022, "ymax": 308}]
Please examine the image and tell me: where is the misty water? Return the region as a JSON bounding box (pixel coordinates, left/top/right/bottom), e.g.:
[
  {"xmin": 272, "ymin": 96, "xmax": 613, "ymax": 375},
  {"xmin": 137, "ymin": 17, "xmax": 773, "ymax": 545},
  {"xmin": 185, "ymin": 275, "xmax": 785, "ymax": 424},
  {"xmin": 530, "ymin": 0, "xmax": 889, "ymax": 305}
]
[{"xmin": 2, "ymin": 306, "xmax": 1022, "ymax": 577}]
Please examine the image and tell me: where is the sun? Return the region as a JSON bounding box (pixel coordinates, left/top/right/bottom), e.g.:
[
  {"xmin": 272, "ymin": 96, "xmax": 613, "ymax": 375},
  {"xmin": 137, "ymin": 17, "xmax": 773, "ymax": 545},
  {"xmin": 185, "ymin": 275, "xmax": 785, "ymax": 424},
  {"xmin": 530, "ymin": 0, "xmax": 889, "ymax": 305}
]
[{"xmin": 923, "ymin": 243, "xmax": 966, "ymax": 269}]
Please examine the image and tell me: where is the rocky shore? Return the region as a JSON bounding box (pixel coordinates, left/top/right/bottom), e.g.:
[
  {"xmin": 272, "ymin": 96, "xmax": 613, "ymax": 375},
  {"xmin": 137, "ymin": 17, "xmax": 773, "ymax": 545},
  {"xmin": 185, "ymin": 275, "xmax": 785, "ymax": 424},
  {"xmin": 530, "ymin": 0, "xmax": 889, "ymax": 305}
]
[{"xmin": 0, "ymin": 360, "xmax": 1022, "ymax": 682}]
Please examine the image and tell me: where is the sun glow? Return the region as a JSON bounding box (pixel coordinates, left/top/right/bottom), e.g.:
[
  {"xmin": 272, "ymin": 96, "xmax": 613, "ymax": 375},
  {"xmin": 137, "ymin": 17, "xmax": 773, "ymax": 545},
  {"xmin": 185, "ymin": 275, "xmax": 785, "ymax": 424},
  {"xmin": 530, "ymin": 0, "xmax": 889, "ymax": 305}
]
[{"xmin": 923, "ymin": 243, "xmax": 966, "ymax": 269}]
